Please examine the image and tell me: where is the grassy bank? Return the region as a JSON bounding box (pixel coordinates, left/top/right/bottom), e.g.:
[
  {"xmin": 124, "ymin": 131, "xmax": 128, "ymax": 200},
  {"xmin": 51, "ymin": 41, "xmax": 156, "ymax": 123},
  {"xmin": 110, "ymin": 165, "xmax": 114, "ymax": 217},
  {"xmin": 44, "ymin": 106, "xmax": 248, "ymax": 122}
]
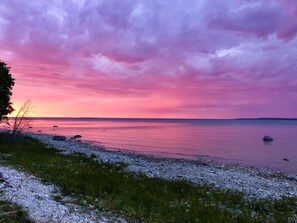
[
  {"xmin": 0, "ymin": 200, "xmax": 34, "ymax": 223},
  {"xmin": 0, "ymin": 133, "xmax": 296, "ymax": 222}
]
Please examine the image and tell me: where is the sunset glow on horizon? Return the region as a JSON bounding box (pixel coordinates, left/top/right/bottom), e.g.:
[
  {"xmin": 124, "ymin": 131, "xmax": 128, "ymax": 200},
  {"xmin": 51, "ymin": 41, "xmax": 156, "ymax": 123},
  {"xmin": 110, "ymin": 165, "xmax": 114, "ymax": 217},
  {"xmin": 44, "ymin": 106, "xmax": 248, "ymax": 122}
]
[{"xmin": 1, "ymin": 0, "xmax": 297, "ymax": 118}]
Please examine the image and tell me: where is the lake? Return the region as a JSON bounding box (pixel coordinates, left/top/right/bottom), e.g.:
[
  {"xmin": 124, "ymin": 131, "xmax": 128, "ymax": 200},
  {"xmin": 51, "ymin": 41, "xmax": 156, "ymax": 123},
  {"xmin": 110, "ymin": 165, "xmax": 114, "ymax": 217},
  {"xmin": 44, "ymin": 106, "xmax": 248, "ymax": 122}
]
[{"xmin": 24, "ymin": 118, "xmax": 297, "ymax": 174}]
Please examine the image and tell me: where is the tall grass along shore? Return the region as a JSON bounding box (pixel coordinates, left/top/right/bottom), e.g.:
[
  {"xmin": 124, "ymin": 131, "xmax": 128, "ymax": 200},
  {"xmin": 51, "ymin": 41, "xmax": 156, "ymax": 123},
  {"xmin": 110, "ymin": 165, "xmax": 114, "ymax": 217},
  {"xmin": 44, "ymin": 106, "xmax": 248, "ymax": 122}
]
[
  {"xmin": 0, "ymin": 200, "xmax": 33, "ymax": 223},
  {"xmin": 0, "ymin": 132, "xmax": 297, "ymax": 222}
]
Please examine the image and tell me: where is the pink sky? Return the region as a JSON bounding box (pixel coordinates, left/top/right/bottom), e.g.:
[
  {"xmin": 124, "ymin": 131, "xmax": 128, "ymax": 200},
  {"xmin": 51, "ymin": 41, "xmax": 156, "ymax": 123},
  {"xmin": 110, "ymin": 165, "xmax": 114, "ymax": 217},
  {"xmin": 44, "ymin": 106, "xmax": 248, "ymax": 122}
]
[{"xmin": 1, "ymin": 0, "xmax": 297, "ymax": 118}]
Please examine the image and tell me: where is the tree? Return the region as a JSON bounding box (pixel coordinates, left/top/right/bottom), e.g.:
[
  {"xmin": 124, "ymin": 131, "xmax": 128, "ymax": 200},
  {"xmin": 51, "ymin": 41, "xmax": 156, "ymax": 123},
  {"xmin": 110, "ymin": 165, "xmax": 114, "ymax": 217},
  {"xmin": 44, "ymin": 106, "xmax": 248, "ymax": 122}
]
[{"xmin": 0, "ymin": 60, "xmax": 15, "ymax": 124}]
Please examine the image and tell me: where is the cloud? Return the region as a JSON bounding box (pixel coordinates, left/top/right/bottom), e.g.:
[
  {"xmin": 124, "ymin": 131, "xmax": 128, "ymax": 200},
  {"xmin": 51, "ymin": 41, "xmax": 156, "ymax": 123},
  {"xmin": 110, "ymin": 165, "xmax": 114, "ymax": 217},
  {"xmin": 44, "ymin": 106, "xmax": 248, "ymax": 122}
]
[
  {"xmin": 0, "ymin": 0, "xmax": 297, "ymax": 118},
  {"xmin": 209, "ymin": 1, "xmax": 297, "ymax": 41}
]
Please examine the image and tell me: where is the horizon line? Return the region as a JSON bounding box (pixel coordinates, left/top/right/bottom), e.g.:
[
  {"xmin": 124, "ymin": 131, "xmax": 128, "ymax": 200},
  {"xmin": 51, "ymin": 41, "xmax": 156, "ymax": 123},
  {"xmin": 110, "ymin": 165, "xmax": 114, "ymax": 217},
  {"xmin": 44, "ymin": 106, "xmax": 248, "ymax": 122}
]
[{"xmin": 8, "ymin": 116, "xmax": 297, "ymax": 120}]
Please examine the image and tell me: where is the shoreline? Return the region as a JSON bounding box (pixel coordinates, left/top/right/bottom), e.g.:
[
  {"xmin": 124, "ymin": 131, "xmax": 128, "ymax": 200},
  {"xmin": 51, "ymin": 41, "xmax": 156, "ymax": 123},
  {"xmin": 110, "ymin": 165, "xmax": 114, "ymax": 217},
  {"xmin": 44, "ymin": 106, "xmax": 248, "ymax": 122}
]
[
  {"xmin": 29, "ymin": 132, "xmax": 297, "ymax": 200},
  {"xmin": 98, "ymin": 142, "xmax": 294, "ymax": 175},
  {"xmin": 1, "ymin": 131, "xmax": 297, "ymax": 222}
]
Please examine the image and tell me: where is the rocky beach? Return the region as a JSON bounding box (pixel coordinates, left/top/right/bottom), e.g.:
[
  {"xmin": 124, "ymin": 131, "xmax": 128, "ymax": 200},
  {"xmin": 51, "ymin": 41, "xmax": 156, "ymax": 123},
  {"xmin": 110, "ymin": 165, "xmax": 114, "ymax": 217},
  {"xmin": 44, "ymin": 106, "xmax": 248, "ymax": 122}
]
[
  {"xmin": 30, "ymin": 133, "xmax": 297, "ymax": 199},
  {"xmin": 1, "ymin": 132, "xmax": 297, "ymax": 222}
]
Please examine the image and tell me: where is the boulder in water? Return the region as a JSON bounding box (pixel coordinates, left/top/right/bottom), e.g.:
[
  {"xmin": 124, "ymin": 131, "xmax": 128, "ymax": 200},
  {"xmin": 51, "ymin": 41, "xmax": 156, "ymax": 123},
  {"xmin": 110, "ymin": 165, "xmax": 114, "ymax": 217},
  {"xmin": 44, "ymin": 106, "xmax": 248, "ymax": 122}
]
[
  {"xmin": 263, "ymin": 135, "xmax": 273, "ymax": 142},
  {"xmin": 69, "ymin": 135, "xmax": 82, "ymax": 140},
  {"xmin": 52, "ymin": 136, "xmax": 66, "ymax": 141}
]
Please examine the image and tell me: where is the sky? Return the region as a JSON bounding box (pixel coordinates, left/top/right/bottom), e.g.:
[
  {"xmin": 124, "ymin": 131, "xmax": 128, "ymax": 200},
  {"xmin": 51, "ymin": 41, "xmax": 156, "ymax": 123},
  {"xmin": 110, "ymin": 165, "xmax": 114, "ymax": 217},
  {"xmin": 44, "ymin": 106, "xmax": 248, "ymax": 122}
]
[{"xmin": 0, "ymin": 0, "xmax": 297, "ymax": 118}]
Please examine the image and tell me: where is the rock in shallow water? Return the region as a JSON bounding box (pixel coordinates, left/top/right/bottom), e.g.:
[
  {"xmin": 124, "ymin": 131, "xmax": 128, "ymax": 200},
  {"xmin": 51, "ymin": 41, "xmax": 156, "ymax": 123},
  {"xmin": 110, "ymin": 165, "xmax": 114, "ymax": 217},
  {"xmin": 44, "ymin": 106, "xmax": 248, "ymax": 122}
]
[
  {"xmin": 52, "ymin": 136, "xmax": 66, "ymax": 141},
  {"xmin": 69, "ymin": 135, "xmax": 82, "ymax": 141},
  {"xmin": 263, "ymin": 135, "xmax": 273, "ymax": 142}
]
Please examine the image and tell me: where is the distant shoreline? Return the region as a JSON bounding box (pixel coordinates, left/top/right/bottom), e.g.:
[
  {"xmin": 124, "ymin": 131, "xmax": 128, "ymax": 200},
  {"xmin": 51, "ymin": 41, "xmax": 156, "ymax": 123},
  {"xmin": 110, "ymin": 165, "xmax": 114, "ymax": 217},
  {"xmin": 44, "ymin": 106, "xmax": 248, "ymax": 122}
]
[
  {"xmin": 235, "ymin": 117, "xmax": 297, "ymax": 120},
  {"xmin": 9, "ymin": 117, "xmax": 297, "ymax": 121}
]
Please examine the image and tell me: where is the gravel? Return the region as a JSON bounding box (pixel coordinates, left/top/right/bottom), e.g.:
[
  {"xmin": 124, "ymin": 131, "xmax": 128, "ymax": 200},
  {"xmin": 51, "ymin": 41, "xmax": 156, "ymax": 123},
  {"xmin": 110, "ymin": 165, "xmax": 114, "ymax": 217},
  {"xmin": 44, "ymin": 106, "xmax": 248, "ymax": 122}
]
[{"xmin": 0, "ymin": 165, "xmax": 126, "ymax": 223}]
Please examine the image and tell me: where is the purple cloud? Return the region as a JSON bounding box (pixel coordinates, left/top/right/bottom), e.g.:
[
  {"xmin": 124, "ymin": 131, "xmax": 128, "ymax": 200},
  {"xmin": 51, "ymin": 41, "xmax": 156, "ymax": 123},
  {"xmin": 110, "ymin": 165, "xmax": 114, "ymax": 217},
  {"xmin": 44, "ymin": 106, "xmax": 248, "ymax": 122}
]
[{"xmin": 0, "ymin": 0, "xmax": 296, "ymax": 118}]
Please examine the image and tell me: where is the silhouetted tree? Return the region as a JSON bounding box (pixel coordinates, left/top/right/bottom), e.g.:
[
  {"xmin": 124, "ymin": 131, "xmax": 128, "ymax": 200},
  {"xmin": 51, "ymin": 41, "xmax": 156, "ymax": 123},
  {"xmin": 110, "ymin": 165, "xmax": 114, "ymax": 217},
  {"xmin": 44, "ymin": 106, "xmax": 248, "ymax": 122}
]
[{"xmin": 0, "ymin": 60, "xmax": 15, "ymax": 124}]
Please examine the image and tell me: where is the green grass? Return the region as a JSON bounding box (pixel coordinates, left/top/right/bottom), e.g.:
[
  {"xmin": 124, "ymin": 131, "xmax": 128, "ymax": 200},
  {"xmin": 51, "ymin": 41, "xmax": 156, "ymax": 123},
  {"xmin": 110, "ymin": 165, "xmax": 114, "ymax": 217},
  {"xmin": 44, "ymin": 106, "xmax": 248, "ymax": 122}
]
[
  {"xmin": 0, "ymin": 200, "xmax": 34, "ymax": 223},
  {"xmin": 0, "ymin": 133, "xmax": 296, "ymax": 222}
]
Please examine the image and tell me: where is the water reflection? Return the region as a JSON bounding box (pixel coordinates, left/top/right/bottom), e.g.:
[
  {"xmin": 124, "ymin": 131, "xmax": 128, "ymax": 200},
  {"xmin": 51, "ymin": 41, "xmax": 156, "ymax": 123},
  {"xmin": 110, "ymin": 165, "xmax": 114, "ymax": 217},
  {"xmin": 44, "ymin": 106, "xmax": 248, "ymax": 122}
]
[{"xmin": 28, "ymin": 118, "xmax": 297, "ymax": 174}]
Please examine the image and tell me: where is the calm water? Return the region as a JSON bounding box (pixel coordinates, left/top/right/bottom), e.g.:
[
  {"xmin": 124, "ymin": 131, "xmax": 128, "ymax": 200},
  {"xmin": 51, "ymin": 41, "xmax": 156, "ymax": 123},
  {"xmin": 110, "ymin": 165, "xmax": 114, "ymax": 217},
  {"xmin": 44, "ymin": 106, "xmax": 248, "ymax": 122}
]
[{"xmin": 26, "ymin": 118, "xmax": 297, "ymax": 174}]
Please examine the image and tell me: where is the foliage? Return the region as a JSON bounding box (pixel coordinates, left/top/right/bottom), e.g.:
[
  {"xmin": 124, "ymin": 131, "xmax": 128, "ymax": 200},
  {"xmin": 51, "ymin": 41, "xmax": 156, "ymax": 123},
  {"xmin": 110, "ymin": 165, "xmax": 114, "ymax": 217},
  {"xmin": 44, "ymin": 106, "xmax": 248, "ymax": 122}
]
[
  {"xmin": 0, "ymin": 200, "xmax": 34, "ymax": 223},
  {"xmin": 0, "ymin": 133, "xmax": 296, "ymax": 222},
  {"xmin": 0, "ymin": 61, "xmax": 15, "ymax": 124}
]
